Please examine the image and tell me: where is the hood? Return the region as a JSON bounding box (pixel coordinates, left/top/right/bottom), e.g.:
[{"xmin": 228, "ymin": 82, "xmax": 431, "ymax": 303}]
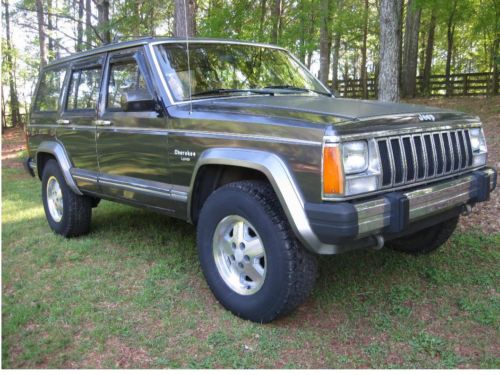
[{"xmin": 185, "ymin": 95, "xmax": 477, "ymax": 130}]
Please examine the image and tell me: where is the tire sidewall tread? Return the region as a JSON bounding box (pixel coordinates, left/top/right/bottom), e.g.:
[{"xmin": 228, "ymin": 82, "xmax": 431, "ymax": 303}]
[
  {"xmin": 197, "ymin": 180, "xmax": 317, "ymax": 323},
  {"xmin": 41, "ymin": 159, "xmax": 92, "ymax": 238}
]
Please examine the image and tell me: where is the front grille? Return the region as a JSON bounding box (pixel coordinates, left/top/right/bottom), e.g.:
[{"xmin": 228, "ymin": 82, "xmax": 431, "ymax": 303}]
[{"xmin": 377, "ymin": 129, "xmax": 474, "ymax": 188}]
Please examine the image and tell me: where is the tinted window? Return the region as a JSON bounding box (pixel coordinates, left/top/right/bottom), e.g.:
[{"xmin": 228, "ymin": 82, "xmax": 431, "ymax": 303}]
[
  {"xmin": 66, "ymin": 67, "xmax": 101, "ymax": 110},
  {"xmin": 34, "ymin": 68, "xmax": 66, "ymax": 112},
  {"xmin": 107, "ymin": 60, "xmax": 148, "ymax": 109}
]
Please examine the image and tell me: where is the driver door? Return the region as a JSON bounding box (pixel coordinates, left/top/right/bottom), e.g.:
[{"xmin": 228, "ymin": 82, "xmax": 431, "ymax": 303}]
[{"xmin": 96, "ymin": 48, "xmax": 172, "ymax": 212}]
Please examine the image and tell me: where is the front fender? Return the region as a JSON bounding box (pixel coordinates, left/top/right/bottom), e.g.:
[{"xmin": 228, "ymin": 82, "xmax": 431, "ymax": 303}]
[{"xmin": 188, "ymin": 148, "xmax": 331, "ymax": 254}]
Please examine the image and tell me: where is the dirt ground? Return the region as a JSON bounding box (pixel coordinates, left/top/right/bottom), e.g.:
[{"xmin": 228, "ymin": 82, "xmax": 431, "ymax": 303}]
[
  {"xmin": 2, "ymin": 127, "xmax": 25, "ymax": 168},
  {"xmin": 2, "ymin": 96, "xmax": 498, "ymax": 233}
]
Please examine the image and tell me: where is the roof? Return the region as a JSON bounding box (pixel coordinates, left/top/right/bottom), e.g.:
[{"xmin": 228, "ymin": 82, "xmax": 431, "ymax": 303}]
[{"xmin": 45, "ymin": 37, "xmax": 284, "ymax": 68}]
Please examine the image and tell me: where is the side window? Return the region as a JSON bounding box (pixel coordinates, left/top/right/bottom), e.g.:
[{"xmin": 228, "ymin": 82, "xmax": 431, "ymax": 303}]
[
  {"xmin": 107, "ymin": 60, "xmax": 148, "ymax": 110},
  {"xmin": 66, "ymin": 67, "xmax": 101, "ymax": 111},
  {"xmin": 34, "ymin": 68, "xmax": 66, "ymax": 112}
]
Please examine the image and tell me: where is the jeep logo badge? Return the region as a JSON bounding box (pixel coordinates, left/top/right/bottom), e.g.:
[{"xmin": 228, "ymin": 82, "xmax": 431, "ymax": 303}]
[{"xmin": 418, "ymin": 114, "xmax": 436, "ymax": 122}]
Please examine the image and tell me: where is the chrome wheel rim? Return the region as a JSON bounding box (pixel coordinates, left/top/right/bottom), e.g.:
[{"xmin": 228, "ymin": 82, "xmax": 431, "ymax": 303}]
[
  {"xmin": 46, "ymin": 176, "xmax": 63, "ymax": 222},
  {"xmin": 212, "ymin": 215, "xmax": 267, "ymax": 295}
]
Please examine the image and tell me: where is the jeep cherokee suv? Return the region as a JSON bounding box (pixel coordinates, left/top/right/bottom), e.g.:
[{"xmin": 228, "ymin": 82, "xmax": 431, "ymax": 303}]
[{"xmin": 24, "ymin": 38, "xmax": 497, "ymax": 323}]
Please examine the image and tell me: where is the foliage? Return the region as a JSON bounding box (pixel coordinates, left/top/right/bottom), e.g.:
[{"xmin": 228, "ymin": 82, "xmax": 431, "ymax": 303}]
[{"xmin": 1, "ymin": 0, "xmax": 498, "ymax": 125}]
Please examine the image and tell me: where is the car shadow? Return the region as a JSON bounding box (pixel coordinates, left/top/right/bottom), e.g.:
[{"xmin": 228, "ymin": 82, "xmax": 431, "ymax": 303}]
[{"xmin": 88, "ymin": 202, "xmax": 420, "ymax": 326}]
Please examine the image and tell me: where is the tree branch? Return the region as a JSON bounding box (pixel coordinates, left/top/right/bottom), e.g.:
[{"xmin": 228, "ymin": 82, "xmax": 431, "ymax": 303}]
[
  {"xmin": 14, "ymin": 5, "xmax": 104, "ymax": 44},
  {"xmin": 15, "ymin": 4, "xmax": 98, "ymax": 23},
  {"xmin": 17, "ymin": 21, "xmax": 95, "ymax": 52}
]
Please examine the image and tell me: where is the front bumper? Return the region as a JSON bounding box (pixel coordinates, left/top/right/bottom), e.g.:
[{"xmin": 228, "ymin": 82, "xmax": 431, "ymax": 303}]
[{"xmin": 305, "ymin": 167, "xmax": 496, "ymax": 252}]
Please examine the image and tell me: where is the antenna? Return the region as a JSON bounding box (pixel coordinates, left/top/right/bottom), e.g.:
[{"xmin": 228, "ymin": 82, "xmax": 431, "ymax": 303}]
[{"xmin": 183, "ymin": 0, "xmax": 193, "ymax": 114}]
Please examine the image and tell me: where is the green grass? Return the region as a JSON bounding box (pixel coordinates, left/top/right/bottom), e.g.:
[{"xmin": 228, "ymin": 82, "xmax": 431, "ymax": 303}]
[{"xmin": 2, "ymin": 165, "xmax": 499, "ymax": 368}]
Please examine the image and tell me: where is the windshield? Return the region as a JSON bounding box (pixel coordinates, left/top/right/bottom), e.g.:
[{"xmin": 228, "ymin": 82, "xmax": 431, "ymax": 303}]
[{"xmin": 153, "ymin": 42, "xmax": 331, "ymax": 102}]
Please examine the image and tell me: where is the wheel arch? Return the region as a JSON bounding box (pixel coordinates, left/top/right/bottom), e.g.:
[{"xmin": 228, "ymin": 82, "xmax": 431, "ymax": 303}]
[
  {"xmin": 188, "ymin": 148, "xmax": 324, "ymax": 253},
  {"xmin": 36, "ymin": 141, "xmax": 82, "ymax": 195}
]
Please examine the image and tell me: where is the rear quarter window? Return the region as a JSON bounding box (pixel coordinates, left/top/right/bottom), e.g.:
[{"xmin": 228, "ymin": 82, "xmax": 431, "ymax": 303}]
[{"xmin": 33, "ymin": 67, "xmax": 66, "ymax": 112}]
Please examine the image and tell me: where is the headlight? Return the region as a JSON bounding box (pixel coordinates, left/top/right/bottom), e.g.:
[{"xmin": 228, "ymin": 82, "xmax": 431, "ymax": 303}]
[
  {"xmin": 345, "ymin": 175, "xmax": 378, "ymax": 195},
  {"xmin": 323, "ymin": 139, "xmax": 381, "ymax": 198},
  {"xmin": 469, "ymin": 127, "xmax": 488, "ymax": 167},
  {"xmin": 342, "ymin": 141, "xmax": 368, "ymax": 174},
  {"xmin": 469, "ymin": 128, "xmax": 481, "ymax": 150}
]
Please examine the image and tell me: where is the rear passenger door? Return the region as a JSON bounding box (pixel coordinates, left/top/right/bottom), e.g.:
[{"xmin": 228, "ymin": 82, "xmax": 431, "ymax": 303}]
[
  {"xmin": 29, "ymin": 65, "xmax": 67, "ymax": 151},
  {"xmin": 96, "ymin": 48, "xmax": 174, "ymax": 213},
  {"xmin": 58, "ymin": 56, "xmax": 104, "ymax": 194}
]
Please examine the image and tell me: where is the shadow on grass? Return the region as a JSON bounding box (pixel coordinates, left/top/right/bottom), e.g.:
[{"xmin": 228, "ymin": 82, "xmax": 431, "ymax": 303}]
[{"xmin": 86, "ymin": 201, "xmax": 416, "ymax": 321}]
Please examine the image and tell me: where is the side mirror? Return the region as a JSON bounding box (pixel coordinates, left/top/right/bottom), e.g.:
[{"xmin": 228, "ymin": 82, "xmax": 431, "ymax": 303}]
[{"xmin": 120, "ymin": 89, "xmax": 157, "ymax": 112}]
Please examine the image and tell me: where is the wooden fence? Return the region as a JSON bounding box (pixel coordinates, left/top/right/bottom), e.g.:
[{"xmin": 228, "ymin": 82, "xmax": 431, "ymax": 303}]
[{"xmin": 331, "ymin": 72, "xmax": 498, "ymax": 98}]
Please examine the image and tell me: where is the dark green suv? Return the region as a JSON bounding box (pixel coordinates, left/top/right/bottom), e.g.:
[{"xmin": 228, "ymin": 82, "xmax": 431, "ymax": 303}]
[{"xmin": 25, "ymin": 37, "xmax": 497, "ymax": 322}]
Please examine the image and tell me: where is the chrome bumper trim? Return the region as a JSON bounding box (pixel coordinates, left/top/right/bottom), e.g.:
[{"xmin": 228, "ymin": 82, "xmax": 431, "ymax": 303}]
[{"xmin": 355, "ymin": 168, "xmax": 496, "ymax": 238}]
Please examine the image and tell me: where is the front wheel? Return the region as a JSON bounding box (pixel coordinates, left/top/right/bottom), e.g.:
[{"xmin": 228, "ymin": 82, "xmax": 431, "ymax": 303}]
[{"xmin": 197, "ymin": 180, "xmax": 317, "ymax": 323}]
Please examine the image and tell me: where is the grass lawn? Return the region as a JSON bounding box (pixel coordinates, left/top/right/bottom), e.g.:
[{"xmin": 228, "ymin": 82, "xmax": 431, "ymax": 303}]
[
  {"xmin": 2, "ymin": 164, "xmax": 499, "ymax": 369},
  {"xmin": 2, "ymin": 97, "xmax": 499, "ymax": 368}
]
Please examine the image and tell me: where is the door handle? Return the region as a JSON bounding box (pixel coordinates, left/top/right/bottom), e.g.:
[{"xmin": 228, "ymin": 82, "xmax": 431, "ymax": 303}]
[
  {"xmin": 93, "ymin": 120, "xmax": 112, "ymax": 126},
  {"xmin": 56, "ymin": 119, "xmax": 70, "ymax": 125}
]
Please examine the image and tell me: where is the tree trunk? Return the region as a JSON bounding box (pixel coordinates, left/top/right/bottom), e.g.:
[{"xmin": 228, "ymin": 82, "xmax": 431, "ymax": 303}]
[
  {"xmin": 270, "ymin": 0, "xmax": 281, "ymax": 44},
  {"xmin": 306, "ymin": 51, "xmax": 313, "ymax": 69},
  {"xmin": 445, "ymin": 1, "xmax": 457, "ymax": 97},
  {"xmin": 418, "ymin": 26, "xmax": 426, "ymax": 76},
  {"xmin": 378, "ymin": 0, "xmax": 401, "ymax": 102},
  {"xmin": 343, "ymin": 50, "xmax": 349, "ymax": 96},
  {"xmin": 299, "ymin": 0, "xmax": 305, "ymax": 62},
  {"xmin": 360, "ymin": 0, "xmax": 369, "ymax": 98},
  {"xmin": 401, "ymin": 0, "xmax": 421, "ymax": 98},
  {"xmin": 493, "ymin": 38, "xmax": 499, "ymax": 95},
  {"xmin": 85, "ymin": 0, "xmax": 92, "ymax": 48},
  {"xmin": 47, "ymin": 0, "xmax": 55, "ymax": 58},
  {"xmin": 331, "ymin": 31, "xmax": 341, "ymax": 91},
  {"xmin": 35, "ymin": 0, "xmax": 48, "ymax": 67},
  {"xmin": 76, "ymin": 0, "xmax": 84, "ymax": 51},
  {"xmin": 1, "ymin": 84, "xmax": 6, "ymax": 129},
  {"xmin": 174, "ymin": 0, "xmax": 196, "ymax": 37},
  {"xmin": 278, "ymin": 0, "xmax": 284, "ymax": 41},
  {"xmin": 3, "ymin": 0, "xmax": 21, "ymax": 127},
  {"xmin": 352, "ymin": 52, "xmax": 358, "ymax": 80},
  {"xmin": 397, "ymin": 0, "xmax": 403, "ymax": 89},
  {"xmin": 258, "ymin": 0, "xmax": 267, "ymax": 42},
  {"xmin": 422, "ymin": 10, "xmax": 436, "ymax": 96},
  {"xmin": 96, "ymin": 0, "xmax": 111, "ymax": 44},
  {"xmin": 319, "ymin": 0, "xmax": 331, "ymax": 85},
  {"xmin": 305, "ymin": 5, "xmax": 315, "ymax": 67}
]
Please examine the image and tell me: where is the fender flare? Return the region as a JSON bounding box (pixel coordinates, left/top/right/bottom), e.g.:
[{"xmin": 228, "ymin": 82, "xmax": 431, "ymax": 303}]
[
  {"xmin": 36, "ymin": 141, "xmax": 83, "ymax": 195},
  {"xmin": 188, "ymin": 148, "xmax": 330, "ymax": 254}
]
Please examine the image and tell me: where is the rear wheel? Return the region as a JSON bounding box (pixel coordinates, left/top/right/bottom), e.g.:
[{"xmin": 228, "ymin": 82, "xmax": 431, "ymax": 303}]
[
  {"xmin": 41, "ymin": 159, "xmax": 93, "ymax": 237},
  {"xmin": 197, "ymin": 180, "xmax": 317, "ymax": 323},
  {"xmin": 386, "ymin": 216, "xmax": 459, "ymax": 255}
]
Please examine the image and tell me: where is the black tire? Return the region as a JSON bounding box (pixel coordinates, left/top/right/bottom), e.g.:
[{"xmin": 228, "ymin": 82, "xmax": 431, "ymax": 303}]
[
  {"xmin": 197, "ymin": 180, "xmax": 317, "ymax": 323},
  {"xmin": 41, "ymin": 159, "xmax": 93, "ymax": 237},
  {"xmin": 386, "ymin": 216, "xmax": 459, "ymax": 255}
]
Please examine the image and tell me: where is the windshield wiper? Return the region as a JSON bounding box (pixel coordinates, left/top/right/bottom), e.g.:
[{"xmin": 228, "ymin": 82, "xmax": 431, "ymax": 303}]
[
  {"xmin": 263, "ymin": 85, "xmax": 332, "ymax": 97},
  {"xmin": 191, "ymin": 88, "xmax": 275, "ymax": 97}
]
